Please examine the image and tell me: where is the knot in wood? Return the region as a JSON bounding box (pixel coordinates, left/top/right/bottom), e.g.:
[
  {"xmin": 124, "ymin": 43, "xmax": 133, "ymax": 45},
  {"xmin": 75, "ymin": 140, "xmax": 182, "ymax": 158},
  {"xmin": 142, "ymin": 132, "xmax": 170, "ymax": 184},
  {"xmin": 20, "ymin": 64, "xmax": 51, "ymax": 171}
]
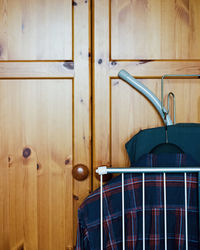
[{"xmin": 23, "ymin": 147, "xmax": 31, "ymax": 158}]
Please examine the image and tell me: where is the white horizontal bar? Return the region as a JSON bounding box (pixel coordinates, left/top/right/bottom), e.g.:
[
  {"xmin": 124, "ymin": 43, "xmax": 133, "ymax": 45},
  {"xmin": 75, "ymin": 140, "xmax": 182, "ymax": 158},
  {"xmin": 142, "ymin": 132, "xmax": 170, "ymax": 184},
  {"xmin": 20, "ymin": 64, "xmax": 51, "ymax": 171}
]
[{"xmin": 96, "ymin": 167, "xmax": 200, "ymax": 175}]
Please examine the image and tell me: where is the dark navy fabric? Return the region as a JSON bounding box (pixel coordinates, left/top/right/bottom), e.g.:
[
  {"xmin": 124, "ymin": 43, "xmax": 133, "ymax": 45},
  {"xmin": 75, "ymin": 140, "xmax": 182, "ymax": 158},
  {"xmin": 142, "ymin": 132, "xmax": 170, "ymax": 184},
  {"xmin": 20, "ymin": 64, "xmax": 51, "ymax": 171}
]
[
  {"xmin": 135, "ymin": 153, "xmax": 198, "ymax": 168},
  {"xmin": 76, "ymin": 153, "xmax": 199, "ymax": 249},
  {"xmin": 125, "ymin": 123, "xmax": 200, "ymax": 165}
]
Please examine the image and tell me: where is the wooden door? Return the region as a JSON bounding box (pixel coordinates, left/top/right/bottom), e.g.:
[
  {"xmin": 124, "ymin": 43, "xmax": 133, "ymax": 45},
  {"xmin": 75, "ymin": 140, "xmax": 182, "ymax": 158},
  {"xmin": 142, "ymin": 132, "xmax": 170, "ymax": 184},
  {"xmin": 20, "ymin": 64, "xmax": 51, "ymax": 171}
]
[
  {"xmin": 0, "ymin": 1, "xmax": 91, "ymax": 249},
  {"xmin": 93, "ymin": 0, "xmax": 200, "ymax": 189}
]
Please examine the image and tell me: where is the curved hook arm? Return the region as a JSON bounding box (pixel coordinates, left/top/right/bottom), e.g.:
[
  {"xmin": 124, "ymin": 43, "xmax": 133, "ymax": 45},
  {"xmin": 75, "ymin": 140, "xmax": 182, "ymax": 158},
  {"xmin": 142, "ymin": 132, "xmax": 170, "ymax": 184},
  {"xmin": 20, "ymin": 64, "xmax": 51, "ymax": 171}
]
[{"xmin": 118, "ymin": 70, "xmax": 173, "ymax": 126}]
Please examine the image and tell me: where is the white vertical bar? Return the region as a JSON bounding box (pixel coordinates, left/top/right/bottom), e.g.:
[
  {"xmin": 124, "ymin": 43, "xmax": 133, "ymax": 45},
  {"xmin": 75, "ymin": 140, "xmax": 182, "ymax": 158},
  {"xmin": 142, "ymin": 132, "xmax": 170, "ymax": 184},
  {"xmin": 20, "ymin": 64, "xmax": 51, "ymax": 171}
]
[
  {"xmin": 122, "ymin": 173, "xmax": 125, "ymax": 250},
  {"xmin": 100, "ymin": 175, "xmax": 103, "ymax": 250},
  {"xmin": 184, "ymin": 173, "xmax": 188, "ymax": 250},
  {"xmin": 163, "ymin": 173, "xmax": 167, "ymax": 250},
  {"xmin": 142, "ymin": 173, "xmax": 145, "ymax": 250}
]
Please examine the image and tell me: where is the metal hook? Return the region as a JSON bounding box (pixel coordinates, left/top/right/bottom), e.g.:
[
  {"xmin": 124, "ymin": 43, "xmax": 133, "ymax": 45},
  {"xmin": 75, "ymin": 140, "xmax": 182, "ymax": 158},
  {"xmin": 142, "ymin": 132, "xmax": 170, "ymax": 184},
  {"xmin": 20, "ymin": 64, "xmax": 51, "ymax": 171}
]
[
  {"xmin": 161, "ymin": 74, "xmax": 200, "ymax": 125},
  {"xmin": 167, "ymin": 92, "xmax": 176, "ymax": 125},
  {"xmin": 165, "ymin": 92, "xmax": 176, "ymax": 143}
]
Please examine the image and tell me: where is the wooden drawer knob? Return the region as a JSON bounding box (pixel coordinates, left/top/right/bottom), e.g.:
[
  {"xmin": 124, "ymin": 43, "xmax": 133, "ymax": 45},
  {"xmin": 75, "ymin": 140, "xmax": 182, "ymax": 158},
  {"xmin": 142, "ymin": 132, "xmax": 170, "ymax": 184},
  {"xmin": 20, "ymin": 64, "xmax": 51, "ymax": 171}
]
[{"xmin": 72, "ymin": 164, "xmax": 89, "ymax": 181}]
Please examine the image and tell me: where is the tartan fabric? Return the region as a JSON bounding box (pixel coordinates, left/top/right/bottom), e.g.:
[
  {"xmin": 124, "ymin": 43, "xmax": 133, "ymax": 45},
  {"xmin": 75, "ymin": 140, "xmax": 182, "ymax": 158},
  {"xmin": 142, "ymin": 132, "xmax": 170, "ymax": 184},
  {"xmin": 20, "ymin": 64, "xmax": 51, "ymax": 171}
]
[{"xmin": 76, "ymin": 153, "xmax": 199, "ymax": 249}]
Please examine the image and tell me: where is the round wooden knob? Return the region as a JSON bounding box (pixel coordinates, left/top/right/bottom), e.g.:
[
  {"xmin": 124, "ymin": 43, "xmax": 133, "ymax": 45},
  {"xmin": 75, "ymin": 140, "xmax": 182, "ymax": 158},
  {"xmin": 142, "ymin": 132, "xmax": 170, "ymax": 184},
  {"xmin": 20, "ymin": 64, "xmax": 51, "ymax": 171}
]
[{"xmin": 72, "ymin": 164, "xmax": 89, "ymax": 181}]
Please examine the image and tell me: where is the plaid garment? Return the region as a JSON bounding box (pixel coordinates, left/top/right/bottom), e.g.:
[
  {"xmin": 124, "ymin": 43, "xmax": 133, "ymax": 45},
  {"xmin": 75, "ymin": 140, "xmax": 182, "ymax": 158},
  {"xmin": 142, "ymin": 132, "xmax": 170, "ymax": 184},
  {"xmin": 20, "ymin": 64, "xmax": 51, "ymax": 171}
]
[{"xmin": 76, "ymin": 153, "xmax": 199, "ymax": 250}]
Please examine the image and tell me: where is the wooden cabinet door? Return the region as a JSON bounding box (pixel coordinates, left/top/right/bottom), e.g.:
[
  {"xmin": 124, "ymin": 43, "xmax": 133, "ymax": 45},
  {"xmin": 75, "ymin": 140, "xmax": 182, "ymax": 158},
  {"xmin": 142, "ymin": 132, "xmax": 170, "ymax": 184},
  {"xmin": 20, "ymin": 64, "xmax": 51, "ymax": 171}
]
[
  {"xmin": 0, "ymin": 1, "xmax": 91, "ymax": 249},
  {"xmin": 93, "ymin": 0, "xmax": 200, "ymax": 189}
]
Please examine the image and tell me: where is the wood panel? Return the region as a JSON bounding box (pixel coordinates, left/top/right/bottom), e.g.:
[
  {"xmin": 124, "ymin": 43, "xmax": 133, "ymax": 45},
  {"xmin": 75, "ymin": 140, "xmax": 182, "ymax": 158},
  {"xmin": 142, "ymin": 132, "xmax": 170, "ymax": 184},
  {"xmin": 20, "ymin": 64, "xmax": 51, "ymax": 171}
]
[
  {"xmin": 111, "ymin": 78, "xmax": 200, "ymax": 167},
  {"xmin": 109, "ymin": 60, "xmax": 200, "ymax": 77},
  {"xmin": 111, "ymin": 0, "xmax": 200, "ymax": 59},
  {"xmin": 6, "ymin": 147, "xmax": 38, "ymax": 250},
  {"xmin": 0, "ymin": 62, "xmax": 74, "ymax": 78},
  {"xmin": 0, "ymin": 0, "xmax": 72, "ymax": 60},
  {"xmin": 73, "ymin": 0, "xmax": 91, "ymax": 245},
  {"xmin": 93, "ymin": 0, "xmax": 110, "ymax": 185},
  {"xmin": 0, "ymin": 157, "xmax": 9, "ymax": 250},
  {"xmin": 0, "ymin": 80, "xmax": 73, "ymax": 249},
  {"xmin": 23, "ymin": 147, "xmax": 38, "ymax": 250}
]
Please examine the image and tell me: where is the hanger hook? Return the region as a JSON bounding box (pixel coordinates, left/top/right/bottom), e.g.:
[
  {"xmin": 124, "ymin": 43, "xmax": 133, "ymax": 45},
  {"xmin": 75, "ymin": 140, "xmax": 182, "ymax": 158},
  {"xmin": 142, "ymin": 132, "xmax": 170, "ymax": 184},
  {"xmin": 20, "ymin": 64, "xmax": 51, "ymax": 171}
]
[
  {"xmin": 165, "ymin": 92, "xmax": 175, "ymax": 143},
  {"xmin": 167, "ymin": 92, "xmax": 176, "ymax": 125},
  {"xmin": 161, "ymin": 73, "xmax": 200, "ymax": 125}
]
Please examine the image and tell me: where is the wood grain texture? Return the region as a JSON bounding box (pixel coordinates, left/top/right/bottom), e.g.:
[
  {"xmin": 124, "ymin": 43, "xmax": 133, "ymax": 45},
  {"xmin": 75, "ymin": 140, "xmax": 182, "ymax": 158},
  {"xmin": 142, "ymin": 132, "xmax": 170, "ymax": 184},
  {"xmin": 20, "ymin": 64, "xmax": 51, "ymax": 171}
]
[
  {"xmin": 8, "ymin": 159, "xmax": 24, "ymax": 249},
  {"xmin": 109, "ymin": 60, "xmax": 200, "ymax": 77},
  {"xmin": 0, "ymin": 0, "xmax": 91, "ymax": 248},
  {"xmin": 73, "ymin": 0, "xmax": 91, "ymax": 245},
  {"xmin": 23, "ymin": 147, "xmax": 38, "ymax": 250},
  {"xmin": 0, "ymin": 0, "xmax": 72, "ymax": 60},
  {"xmin": 0, "ymin": 157, "xmax": 9, "ymax": 250},
  {"xmin": 0, "ymin": 62, "xmax": 74, "ymax": 78},
  {"xmin": 0, "ymin": 0, "xmax": 199, "ymax": 248},
  {"xmin": 111, "ymin": 79, "xmax": 162, "ymax": 167},
  {"xmin": 111, "ymin": 0, "xmax": 200, "ymax": 59},
  {"xmin": 164, "ymin": 79, "xmax": 200, "ymax": 122},
  {"xmin": 0, "ymin": 86, "xmax": 39, "ymax": 250},
  {"xmin": 0, "ymin": 80, "xmax": 73, "ymax": 250},
  {"xmin": 93, "ymin": 0, "xmax": 110, "ymax": 190}
]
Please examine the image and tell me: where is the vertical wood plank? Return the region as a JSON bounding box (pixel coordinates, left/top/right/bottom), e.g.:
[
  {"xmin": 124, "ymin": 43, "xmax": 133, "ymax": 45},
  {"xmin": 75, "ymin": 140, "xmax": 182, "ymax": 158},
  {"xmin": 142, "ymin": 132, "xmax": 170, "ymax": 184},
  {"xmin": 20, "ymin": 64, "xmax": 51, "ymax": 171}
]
[
  {"xmin": 32, "ymin": 80, "xmax": 73, "ymax": 250},
  {"xmin": 73, "ymin": 0, "xmax": 91, "ymax": 246},
  {"xmin": 189, "ymin": 0, "xmax": 200, "ymax": 58},
  {"xmin": 0, "ymin": 82, "xmax": 25, "ymax": 250},
  {"xmin": 65, "ymin": 158, "xmax": 73, "ymax": 250},
  {"xmin": 93, "ymin": 0, "xmax": 110, "ymax": 190},
  {"xmin": 5, "ymin": 84, "xmax": 25, "ymax": 250},
  {"xmin": 8, "ymin": 155, "xmax": 24, "ymax": 249},
  {"xmin": 23, "ymin": 147, "xmax": 38, "ymax": 250},
  {"xmin": 0, "ymin": 157, "xmax": 9, "ymax": 250},
  {"xmin": 0, "ymin": 80, "xmax": 73, "ymax": 250},
  {"xmin": 0, "ymin": 0, "xmax": 8, "ymax": 60}
]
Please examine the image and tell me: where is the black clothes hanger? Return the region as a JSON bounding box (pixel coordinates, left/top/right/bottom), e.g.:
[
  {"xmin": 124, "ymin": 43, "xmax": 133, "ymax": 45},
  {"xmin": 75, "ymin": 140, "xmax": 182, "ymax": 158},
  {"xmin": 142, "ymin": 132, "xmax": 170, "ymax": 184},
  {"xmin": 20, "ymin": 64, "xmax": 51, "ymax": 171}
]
[
  {"xmin": 149, "ymin": 90, "xmax": 183, "ymax": 154},
  {"xmin": 150, "ymin": 125, "xmax": 184, "ymax": 154}
]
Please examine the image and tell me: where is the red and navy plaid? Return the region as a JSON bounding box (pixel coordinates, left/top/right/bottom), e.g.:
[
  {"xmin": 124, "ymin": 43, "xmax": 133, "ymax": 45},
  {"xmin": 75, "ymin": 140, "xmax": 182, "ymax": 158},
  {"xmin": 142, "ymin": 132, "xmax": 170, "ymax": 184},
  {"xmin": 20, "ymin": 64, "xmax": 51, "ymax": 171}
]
[{"xmin": 76, "ymin": 153, "xmax": 199, "ymax": 249}]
